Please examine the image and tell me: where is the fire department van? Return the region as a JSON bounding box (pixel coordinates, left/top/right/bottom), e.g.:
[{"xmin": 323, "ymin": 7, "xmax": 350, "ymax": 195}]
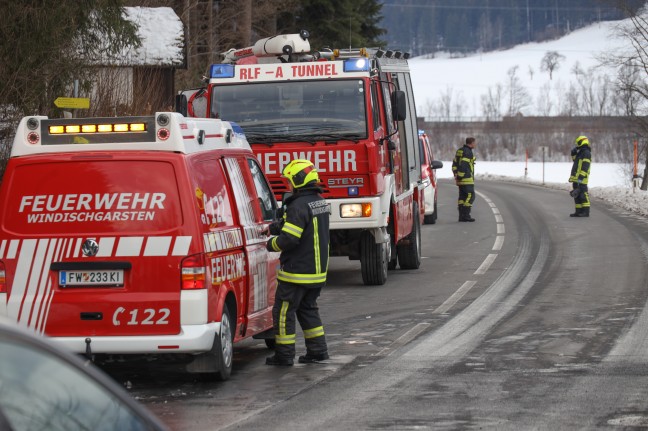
[
  {"xmin": 0, "ymin": 113, "xmax": 279, "ymax": 380},
  {"xmin": 178, "ymin": 31, "xmax": 442, "ymax": 285},
  {"xmin": 418, "ymin": 130, "xmax": 443, "ymax": 224}
]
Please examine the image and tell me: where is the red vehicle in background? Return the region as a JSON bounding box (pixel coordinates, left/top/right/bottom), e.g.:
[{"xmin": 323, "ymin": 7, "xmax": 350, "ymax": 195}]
[{"xmin": 179, "ymin": 31, "xmax": 443, "ymax": 285}]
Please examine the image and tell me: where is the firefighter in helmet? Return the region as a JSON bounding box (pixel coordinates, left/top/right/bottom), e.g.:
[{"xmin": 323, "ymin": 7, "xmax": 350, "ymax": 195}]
[
  {"xmin": 568, "ymin": 135, "xmax": 591, "ymax": 217},
  {"xmin": 452, "ymin": 137, "xmax": 477, "ymax": 222},
  {"xmin": 264, "ymin": 159, "xmax": 330, "ymax": 366}
]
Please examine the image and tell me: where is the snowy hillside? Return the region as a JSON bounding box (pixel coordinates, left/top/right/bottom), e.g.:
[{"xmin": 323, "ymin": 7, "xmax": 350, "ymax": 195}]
[{"xmin": 409, "ymin": 20, "xmax": 628, "ymax": 119}]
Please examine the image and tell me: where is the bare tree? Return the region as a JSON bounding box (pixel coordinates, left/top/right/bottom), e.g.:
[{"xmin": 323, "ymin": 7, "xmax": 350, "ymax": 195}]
[
  {"xmin": 601, "ymin": 2, "xmax": 648, "ymax": 189},
  {"xmin": 505, "ymin": 65, "xmax": 530, "ymax": 116},
  {"xmin": 480, "ymin": 84, "xmax": 503, "ymax": 120},
  {"xmin": 536, "ymin": 82, "xmax": 553, "ymax": 116},
  {"xmin": 540, "ymin": 50, "xmax": 565, "ymax": 80}
]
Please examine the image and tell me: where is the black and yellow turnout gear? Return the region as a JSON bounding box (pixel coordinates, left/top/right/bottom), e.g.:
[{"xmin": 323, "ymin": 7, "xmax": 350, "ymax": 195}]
[
  {"xmin": 265, "ymin": 160, "xmax": 330, "ymax": 364},
  {"xmin": 569, "ymin": 135, "xmax": 592, "ymax": 217},
  {"xmin": 452, "ymin": 142, "xmax": 476, "ymax": 222}
]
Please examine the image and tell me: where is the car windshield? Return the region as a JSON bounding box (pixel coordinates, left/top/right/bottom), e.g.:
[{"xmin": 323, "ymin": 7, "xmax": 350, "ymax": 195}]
[
  {"xmin": 211, "ymin": 79, "xmax": 368, "ymax": 143},
  {"xmin": 0, "ymin": 337, "xmax": 157, "ymax": 431}
]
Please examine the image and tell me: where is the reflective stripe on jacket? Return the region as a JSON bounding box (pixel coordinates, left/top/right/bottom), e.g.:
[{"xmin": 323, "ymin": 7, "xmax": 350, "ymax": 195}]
[
  {"xmin": 452, "ymin": 145, "xmax": 476, "ymax": 185},
  {"xmin": 569, "ymin": 145, "xmax": 591, "ymax": 184},
  {"xmin": 266, "ymin": 186, "xmax": 330, "ymax": 287}
]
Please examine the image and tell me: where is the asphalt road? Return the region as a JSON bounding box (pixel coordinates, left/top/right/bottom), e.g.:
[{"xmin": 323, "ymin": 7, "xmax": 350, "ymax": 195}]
[{"xmin": 102, "ymin": 179, "xmax": 648, "ymax": 430}]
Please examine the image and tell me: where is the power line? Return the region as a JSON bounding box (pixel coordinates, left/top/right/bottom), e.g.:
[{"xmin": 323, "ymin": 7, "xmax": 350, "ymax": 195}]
[{"xmin": 381, "ymin": 2, "xmax": 617, "ymax": 13}]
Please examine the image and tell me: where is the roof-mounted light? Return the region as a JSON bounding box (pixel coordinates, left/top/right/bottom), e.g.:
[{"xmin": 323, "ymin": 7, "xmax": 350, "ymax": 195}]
[
  {"xmin": 48, "ymin": 122, "xmax": 147, "ymax": 135},
  {"xmin": 210, "ymin": 64, "xmax": 236, "ymax": 79},
  {"xmin": 343, "ymin": 58, "xmax": 370, "ymax": 72}
]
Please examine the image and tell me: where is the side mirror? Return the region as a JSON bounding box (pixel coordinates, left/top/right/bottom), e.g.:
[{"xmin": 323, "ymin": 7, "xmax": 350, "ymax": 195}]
[
  {"xmin": 391, "ymin": 90, "xmax": 407, "ymax": 121},
  {"xmin": 431, "ymin": 160, "xmax": 444, "ymax": 169},
  {"xmin": 175, "ymin": 94, "xmax": 188, "ymax": 116}
]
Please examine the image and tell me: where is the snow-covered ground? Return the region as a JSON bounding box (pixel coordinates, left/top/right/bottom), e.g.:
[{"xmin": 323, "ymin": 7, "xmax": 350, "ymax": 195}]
[
  {"xmin": 409, "ymin": 19, "xmax": 628, "ymax": 118},
  {"xmin": 437, "ymin": 161, "xmax": 648, "ymax": 216}
]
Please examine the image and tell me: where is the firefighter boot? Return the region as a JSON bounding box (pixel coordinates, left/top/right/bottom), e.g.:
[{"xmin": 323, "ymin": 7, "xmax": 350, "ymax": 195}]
[
  {"xmin": 265, "ymin": 355, "xmax": 294, "ymax": 366},
  {"xmin": 298, "ymin": 352, "xmax": 330, "ymax": 364},
  {"xmin": 459, "ymin": 207, "xmax": 475, "ymax": 222},
  {"xmin": 570, "ymin": 208, "xmax": 583, "ymax": 217},
  {"xmin": 581, "ymin": 207, "xmax": 590, "ymax": 217},
  {"xmin": 457, "ymin": 205, "xmax": 462, "ymax": 222},
  {"xmin": 463, "ymin": 207, "xmax": 475, "ymax": 222}
]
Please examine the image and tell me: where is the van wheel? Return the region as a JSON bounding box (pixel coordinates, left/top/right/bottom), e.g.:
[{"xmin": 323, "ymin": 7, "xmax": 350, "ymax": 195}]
[
  {"xmin": 424, "ymin": 201, "xmax": 438, "ymax": 225},
  {"xmin": 360, "ymin": 230, "xmax": 388, "ymax": 285},
  {"xmin": 213, "ymin": 306, "xmax": 234, "ymax": 380},
  {"xmin": 398, "ymin": 204, "xmax": 422, "ymax": 269}
]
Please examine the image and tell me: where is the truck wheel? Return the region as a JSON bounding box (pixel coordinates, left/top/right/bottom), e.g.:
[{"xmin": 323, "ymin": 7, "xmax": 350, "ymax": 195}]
[
  {"xmin": 360, "ymin": 230, "xmax": 388, "ymax": 285},
  {"xmin": 213, "ymin": 306, "xmax": 234, "ymax": 380},
  {"xmin": 398, "ymin": 204, "xmax": 422, "ymax": 269}
]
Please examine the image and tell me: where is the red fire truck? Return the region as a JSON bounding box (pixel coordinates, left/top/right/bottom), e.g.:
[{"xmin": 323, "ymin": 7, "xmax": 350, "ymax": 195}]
[{"xmin": 178, "ymin": 31, "xmax": 437, "ymax": 285}]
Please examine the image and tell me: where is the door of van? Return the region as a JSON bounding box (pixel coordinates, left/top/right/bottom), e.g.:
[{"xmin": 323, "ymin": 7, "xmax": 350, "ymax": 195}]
[{"xmin": 222, "ymin": 157, "xmax": 278, "ymax": 337}]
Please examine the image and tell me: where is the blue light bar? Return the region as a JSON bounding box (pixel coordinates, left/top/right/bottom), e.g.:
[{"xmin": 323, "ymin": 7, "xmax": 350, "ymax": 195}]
[
  {"xmin": 343, "ymin": 58, "xmax": 370, "ymax": 72},
  {"xmin": 348, "ymin": 186, "xmax": 359, "ymax": 196},
  {"xmin": 210, "ymin": 64, "xmax": 235, "ymax": 79}
]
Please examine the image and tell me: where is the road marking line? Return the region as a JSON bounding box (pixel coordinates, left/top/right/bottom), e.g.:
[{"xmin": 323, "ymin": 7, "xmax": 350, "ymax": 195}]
[
  {"xmin": 475, "ymin": 253, "xmax": 498, "ymax": 275},
  {"xmin": 493, "ymin": 235, "xmax": 504, "ymax": 251},
  {"xmin": 375, "ymin": 322, "xmax": 431, "ymax": 356},
  {"xmin": 497, "ymin": 223, "xmax": 505, "ymax": 234},
  {"xmin": 433, "ymin": 280, "xmax": 477, "ymax": 315},
  {"xmin": 495, "ymin": 214, "xmax": 504, "ymax": 223},
  {"xmin": 491, "ymin": 207, "xmax": 500, "ymax": 215}
]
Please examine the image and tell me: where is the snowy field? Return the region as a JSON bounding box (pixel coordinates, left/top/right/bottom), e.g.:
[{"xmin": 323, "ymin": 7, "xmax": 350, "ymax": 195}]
[
  {"xmin": 437, "ymin": 161, "xmax": 648, "ymax": 216},
  {"xmin": 409, "ymin": 20, "xmax": 628, "ymax": 118}
]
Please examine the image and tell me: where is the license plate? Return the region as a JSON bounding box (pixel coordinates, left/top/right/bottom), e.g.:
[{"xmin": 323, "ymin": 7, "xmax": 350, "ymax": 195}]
[{"xmin": 59, "ymin": 270, "xmax": 124, "ymax": 287}]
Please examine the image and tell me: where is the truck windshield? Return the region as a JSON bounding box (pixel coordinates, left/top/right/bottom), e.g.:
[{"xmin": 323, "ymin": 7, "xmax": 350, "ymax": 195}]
[{"xmin": 211, "ymin": 79, "xmax": 368, "ymax": 143}]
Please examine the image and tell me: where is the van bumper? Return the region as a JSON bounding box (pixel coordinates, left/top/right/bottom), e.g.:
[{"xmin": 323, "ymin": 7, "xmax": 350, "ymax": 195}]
[{"xmin": 51, "ymin": 322, "xmax": 220, "ymax": 354}]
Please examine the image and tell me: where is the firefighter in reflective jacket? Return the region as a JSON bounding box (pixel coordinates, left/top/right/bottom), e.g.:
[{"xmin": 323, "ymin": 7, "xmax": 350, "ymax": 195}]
[
  {"xmin": 569, "ymin": 135, "xmax": 592, "ymax": 217},
  {"xmin": 264, "ymin": 159, "xmax": 331, "ymax": 366},
  {"xmin": 452, "ymin": 137, "xmax": 477, "ymax": 222}
]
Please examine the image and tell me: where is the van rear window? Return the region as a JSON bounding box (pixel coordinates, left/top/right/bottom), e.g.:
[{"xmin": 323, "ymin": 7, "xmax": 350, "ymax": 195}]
[{"xmin": 2, "ymin": 160, "xmax": 183, "ymax": 235}]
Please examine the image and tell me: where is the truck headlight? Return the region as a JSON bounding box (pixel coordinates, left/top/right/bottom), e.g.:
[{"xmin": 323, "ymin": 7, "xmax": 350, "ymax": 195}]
[{"xmin": 340, "ymin": 203, "xmax": 372, "ymax": 218}]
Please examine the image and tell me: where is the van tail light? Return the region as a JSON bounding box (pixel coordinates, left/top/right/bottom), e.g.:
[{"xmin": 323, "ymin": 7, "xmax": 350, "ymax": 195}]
[
  {"xmin": 181, "ymin": 254, "xmax": 207, "ymax": 290},
  {"xmin": 0, "ymin": 261, "xmax": 6, "ymax": 293}
]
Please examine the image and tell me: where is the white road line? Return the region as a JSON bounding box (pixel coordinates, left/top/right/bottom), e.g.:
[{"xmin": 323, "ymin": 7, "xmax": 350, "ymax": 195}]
[
  {"xmin": 475, "ymin": 253, "xmax": 498, "ymax": 275},
  {"xmin": 375, "ymin": 322, "xmax": 431, "ymax": 356},
  {"xmin": 493, "ymin": 235, "xmax": 504, "ymax": 251},
  {"xmin": 437, "ymin": 190, "xmax": 504, "ymax": 316},
  {"xmin": 433, "ymin": 281, "xmax": 477, "ymax": 315}
]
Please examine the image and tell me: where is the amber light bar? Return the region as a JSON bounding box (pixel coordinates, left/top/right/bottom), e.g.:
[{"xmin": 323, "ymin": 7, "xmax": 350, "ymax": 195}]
[{"xmin": 49, "ymin": 122, "xmax": 147, "ymax": 135}]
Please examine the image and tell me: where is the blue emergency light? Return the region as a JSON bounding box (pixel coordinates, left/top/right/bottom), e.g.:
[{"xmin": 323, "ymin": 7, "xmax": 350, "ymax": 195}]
[
  {"xmin": 348, "ymin": 186, "xmax": 359, "ymax": 196},
  {"xmin": 343, "ymin": 58, "xmax": 370, "ymax": 72},
  {"xmin": 210, "ymin": 64, "xmax": 236, "ymax": 79}
]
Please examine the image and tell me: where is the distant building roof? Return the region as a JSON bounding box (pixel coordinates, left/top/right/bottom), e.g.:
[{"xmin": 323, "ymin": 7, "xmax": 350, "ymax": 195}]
[{"xmin": 98, "ymin": 7, "xmax": 185, "ymax": 67}]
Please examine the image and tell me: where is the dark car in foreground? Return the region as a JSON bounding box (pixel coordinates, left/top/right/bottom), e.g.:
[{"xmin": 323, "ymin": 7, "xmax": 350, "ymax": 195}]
[{"xmin": 0, "ymin": 318, "xmax": 169, "ymax": 431}]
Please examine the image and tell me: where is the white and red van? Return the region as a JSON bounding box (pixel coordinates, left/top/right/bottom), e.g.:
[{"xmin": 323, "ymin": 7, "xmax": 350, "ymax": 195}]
[
  {"xmin": 0, "ymin": 113, "xmax": 279, "ymax": 380},
  {"xmin": 418, "ymin": 130, "xmax": 443, "ymax": 224}
]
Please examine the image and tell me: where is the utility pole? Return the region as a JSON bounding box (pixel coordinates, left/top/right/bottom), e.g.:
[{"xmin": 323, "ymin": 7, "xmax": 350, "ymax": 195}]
[{"xmin": 526, "ymin": 0, "xmax": 531, "ymax": 42}]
